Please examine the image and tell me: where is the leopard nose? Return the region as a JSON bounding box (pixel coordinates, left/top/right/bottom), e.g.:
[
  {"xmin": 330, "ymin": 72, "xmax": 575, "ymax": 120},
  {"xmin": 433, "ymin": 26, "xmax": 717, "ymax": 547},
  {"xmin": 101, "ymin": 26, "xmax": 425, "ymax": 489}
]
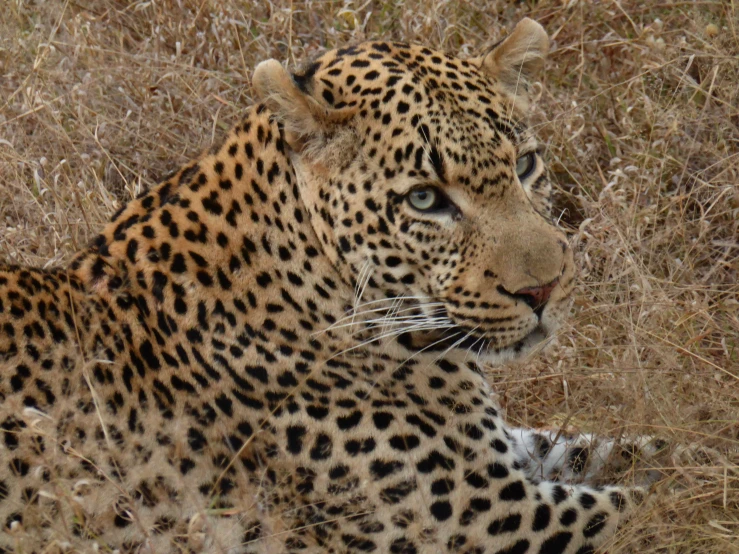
[{"xmin": 499, "ymin": 278, "xmax": 559, "ymax": 316}]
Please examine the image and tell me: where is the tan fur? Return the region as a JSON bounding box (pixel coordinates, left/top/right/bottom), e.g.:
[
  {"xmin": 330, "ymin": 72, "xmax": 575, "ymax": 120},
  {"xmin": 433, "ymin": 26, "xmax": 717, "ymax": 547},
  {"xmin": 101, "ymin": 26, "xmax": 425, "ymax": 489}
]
[{"xmin": 1, "ymin": 23, "xmax": 661, "ymax": 554}]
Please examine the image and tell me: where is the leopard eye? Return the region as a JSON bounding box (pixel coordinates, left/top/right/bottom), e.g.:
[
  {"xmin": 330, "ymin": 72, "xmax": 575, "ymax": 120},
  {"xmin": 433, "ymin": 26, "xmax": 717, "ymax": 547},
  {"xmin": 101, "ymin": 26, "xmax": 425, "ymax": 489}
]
[
  {"xmin": 515, "ymin": 152, "xmax": 537, "ymax": 181},
  {"xmin": 407, "ymin": 186, "xmax": 444, "ymax": 212}
]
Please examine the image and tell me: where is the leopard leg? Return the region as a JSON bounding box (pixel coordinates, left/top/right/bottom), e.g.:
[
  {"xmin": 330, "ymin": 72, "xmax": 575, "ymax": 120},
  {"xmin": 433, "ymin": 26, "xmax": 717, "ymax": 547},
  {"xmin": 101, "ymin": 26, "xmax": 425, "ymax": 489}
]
[{"xmin": 508, "ymin": 427, "xmax": 673, "ymax": 486}]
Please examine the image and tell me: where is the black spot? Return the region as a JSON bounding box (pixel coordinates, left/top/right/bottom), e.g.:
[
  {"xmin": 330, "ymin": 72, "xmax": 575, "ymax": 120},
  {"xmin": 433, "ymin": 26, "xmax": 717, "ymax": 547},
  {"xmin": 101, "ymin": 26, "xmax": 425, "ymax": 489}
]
[
  {"xmin": 499, "ymin": 481, "xmax": 526, "ymax": 501},
  {"xmin": 309, "ymin": 434, "xmax": 333, "ymax": 460},
  {"xmin": 388, "ymin": 434, "xmax": 420, "ymax": 451},
  {"xmin": 437, "ymin": 359, "xmax": 458, "ymax": 373},
  {"xmin": 187, "ymin": 427, "xmax": 206, "ymax": 452},
  {"xmin": 447, "ymin": 534, "xmax": 466, "ymax": 551},
  {"xmin": 610, "ymin": 491, "xmax": 627, "ymax": 512},
  {"xmin": 196, "ymin": 271, "xmax": 213, "ymax": 287},
  {"xmin": 138, "ymin": 340, "xmax": 160, "ymax": 371},
  {"xmin": 177, "ymin": 458, "xmax": 195, "ymax": 475},
  {"xmin": 430, "ymin": 478, "xmax": 454, "ymax": 495},
  {"xmin": 579, "ymin": 492, "xmax": 596, "ymax": 510},
  {"xmin": 286, "ymin": 425, "xmax": 307, "ymax": 454},
  {"xmin": 462, "ymin": 423, "xmax": 484, "ymax": 440},
  {"xmin": 487, "ymin": 462, "xmax": 509, "ymax": 479},
  {"xmin": 532, "ymin": 504, "xmax": 551, "ymax": 531},
  {"xmin": 341, "ymin": 534, "xmax": 377, "ymax": 552},
  {"xmin": 372, "ymin": 411, "xmax": 394, "ymax": 430},
  {"xmin": 170, "ymin": 253, "xmax": 187, "ymax": 273},
  {"xmin": 487, "ymin": 513, "xmax": 521, "ymax": 535},
  {"xmin": 126, "ymin": 239, "xmax": 138, "ymax": 263},
  {"xmin": 583, "ymin": 512, "xmax": 609, "ymax": 538},
  {"xmin": 568, "ymin": 446, "xmax": 589, "ymax": 474},
  {"xmin": 328, "ymin": 464, "xmax": 350, "ymax": 480},
  {"xmin": 337, "ymin": 410, "xmax": 363, "ymax": 430},
  {"xmin": 292, "ymin": 61, "xmax": 321, "ymax": 92},
  {"xmin": 370, "ymin": 459, "xmax": 404, "ymax": 480},
  {"xmin": 429, "ymin": 500, "xmax": 453, "ymax": 521},
  {"xmin": 464, "ymin": 472, "xmax": 488, "ymax": 489},
  {"xmin": 114, "ymin": 512, "xmax": 132, "ymax": 528},
  {"xmin": 385, "ymin": 255, "xmax": 402, "ymax": 267},
  {"xmin": 9, "ymin": 458, "xmax": 30, "ymax": 477},
  {"xmin": 416, "ymin": 450, "xmax": 455, "ymax": 473},
  {"xmin": 497, "ymin": 539, "xmax": 530, "ymax": 554},
  {"xmin": 405, "ymin": 414, "xmax": 436, "ymax": 437},
  {"xmin": 389, "ymin": 537, "xmax": 417, "ymax": 554},
  {"xmin": 559, "ymin": 508, "xmax": 577, "ymax": 527},
  {"xmin": 538, "ymin": 531, "xmax": 572, "ymax": 554},
  {"xmin": 322, "ymin": 89, "xmax": 335, "ymax": 104},
  {"xmin": 551, "ymin": 485, "xmax": 568, "ymax": 504},
  {"xmin": 256, "ymin": 272, "xmax": 272, "ymax": 288},
  {"xmin": 534, "ymin": 434, "xmax": 552, "ymax": 459},
  {"xmin": 214, "ymin": 394, "xmax": 233, "ymax": 417},
  {"xmin": 306, "ymin": 405, "xmax": 329, "ymax": 420},
  {"xmin": 245, "ymin": 365, "xmax": 269, "ymax": 384}
]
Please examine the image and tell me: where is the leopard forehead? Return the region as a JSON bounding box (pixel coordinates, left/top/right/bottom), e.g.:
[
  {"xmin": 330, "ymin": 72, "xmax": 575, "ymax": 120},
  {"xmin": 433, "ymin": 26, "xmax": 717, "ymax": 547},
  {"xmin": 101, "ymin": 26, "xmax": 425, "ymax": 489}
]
[{"xmin": 295, "ymin": 41, "xmax": 526, "ymax": 155}]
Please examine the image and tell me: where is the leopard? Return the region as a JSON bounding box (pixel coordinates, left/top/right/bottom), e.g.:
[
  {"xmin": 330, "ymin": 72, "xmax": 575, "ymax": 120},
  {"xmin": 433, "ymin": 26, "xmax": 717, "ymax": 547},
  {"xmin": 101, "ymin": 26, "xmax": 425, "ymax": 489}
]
[{"xmin": 0, "ymin": 18, "xmax": 679, "ymax": 554}]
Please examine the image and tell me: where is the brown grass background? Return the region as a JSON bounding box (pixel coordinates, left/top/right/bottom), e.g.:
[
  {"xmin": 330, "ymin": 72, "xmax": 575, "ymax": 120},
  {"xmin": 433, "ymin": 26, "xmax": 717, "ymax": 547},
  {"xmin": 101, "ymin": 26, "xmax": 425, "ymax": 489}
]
[{"xmin": 1, "ymin": 0, "xmax": 737, "ymax": 552}]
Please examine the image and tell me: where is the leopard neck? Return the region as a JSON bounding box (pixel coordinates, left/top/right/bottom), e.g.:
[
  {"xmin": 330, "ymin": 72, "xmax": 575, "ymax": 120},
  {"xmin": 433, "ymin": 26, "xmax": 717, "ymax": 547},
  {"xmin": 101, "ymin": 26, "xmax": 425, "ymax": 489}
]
[{"xmin": 67, "ymin": 105, "xmax": 357, "ymax": 345}]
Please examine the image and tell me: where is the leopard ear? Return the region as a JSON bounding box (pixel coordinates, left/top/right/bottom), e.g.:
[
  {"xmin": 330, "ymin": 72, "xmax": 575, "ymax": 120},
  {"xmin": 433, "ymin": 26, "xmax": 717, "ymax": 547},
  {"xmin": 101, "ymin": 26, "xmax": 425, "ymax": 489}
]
[
  {"xmin": 474, "ymin": 18, "xmax": 549, "ymax": 110},
  {"xmin": 252, "ymin": 59, "xmax": 356, "ymax": 151}
]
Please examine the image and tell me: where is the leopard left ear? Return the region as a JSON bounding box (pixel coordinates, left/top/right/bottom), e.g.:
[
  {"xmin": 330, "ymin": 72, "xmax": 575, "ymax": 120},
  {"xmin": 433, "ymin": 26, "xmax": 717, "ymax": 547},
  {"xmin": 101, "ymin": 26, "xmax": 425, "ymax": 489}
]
[
  {"xmin": 473, "ymin": 18, "xmax": 549, "ymax": 111},
  {"xmin": 252, "ymin": 59, "xmax": 356, "ymax": 153}
]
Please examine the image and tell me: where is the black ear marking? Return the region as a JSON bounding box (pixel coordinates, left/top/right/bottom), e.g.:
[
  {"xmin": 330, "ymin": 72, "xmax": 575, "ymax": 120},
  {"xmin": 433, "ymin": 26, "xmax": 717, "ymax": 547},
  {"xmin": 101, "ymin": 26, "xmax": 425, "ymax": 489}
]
[{"xmin": 293, "ymin": 61, "xmax": 322, "ymax": 93}]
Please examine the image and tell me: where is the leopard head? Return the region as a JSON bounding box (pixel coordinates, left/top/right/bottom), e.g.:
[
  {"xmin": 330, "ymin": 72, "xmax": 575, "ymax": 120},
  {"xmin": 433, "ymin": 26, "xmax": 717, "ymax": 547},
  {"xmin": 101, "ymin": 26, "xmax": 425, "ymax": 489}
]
[{"xmin": 253, "ymin": 19, "xmax": 574, "ymax": 364}]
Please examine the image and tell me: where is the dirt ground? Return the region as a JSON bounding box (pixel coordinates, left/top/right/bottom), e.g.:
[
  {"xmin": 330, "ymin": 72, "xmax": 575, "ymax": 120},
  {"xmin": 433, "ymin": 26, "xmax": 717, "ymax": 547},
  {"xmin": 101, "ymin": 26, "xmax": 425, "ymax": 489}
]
[{"xmin": 1, "ymin": 0, "xmax": 738, "ymax": 552}]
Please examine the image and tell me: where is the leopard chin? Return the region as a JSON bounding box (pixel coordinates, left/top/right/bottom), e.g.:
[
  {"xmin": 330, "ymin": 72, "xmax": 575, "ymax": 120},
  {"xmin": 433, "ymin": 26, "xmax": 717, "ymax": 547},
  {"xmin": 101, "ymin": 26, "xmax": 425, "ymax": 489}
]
[{"xmin": 403, "ymin": 322, "xmax": 554, "ymax": 365}]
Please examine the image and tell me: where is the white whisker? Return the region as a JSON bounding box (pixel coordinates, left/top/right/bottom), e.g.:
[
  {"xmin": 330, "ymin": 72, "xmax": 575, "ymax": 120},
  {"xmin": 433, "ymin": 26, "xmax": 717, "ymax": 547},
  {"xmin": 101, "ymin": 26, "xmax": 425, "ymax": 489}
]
[
  {"xmin": 327, "ymin": 315, "xmax": 434, "ymax": 334},
  {"xmin": 317, "ymin": 301, "xmax": 446, "ymax": 335},
  {"xmin": 330, "ymin": 321, "xmax": 457, "ymax": 360},
  {"xmin": 349, "ymin": 295, "xmax": 437, "ymax": 310}
]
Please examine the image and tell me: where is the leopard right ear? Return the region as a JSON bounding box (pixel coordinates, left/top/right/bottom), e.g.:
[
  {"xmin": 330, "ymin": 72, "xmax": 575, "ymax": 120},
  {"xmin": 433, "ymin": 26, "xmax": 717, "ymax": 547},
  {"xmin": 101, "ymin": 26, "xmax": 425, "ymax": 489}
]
[
  {"xmin": 252, "ymin": 59, "xmax": 356, "ymax": 151},
  {"xmin": 472, "ymin": 18, "xmax": 549, "ymax": 112}
]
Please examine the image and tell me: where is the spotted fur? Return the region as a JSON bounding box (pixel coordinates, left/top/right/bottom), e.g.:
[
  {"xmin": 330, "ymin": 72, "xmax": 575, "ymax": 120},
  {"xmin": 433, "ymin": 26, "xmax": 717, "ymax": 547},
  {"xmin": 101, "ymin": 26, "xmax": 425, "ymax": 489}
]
[{"xmin": 2, "ymin": 19, "xmax": 654, "ymax": 554}]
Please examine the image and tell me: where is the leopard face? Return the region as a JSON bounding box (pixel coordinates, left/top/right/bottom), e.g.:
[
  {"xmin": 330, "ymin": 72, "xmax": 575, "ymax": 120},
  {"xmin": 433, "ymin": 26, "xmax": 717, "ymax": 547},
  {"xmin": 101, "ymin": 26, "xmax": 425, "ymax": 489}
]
[{"xmin": 255, "ymin": 22, "xmax": 575, "ymax": 365}]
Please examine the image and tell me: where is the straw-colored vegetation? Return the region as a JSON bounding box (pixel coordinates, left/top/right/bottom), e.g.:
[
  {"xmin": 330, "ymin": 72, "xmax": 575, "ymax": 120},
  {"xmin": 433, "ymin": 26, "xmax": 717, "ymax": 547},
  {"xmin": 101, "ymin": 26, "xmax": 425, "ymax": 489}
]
[{"xmin": 1, "ymin": 0, "xmax": 737, "ymax": 552}]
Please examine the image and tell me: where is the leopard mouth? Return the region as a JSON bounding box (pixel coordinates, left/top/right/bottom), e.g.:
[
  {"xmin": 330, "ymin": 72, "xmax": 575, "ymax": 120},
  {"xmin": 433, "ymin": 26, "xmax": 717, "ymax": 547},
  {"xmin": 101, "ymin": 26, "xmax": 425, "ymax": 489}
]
[{"xmin": 397, "ymin": 316, "xmax": 551, "ymax": 361}]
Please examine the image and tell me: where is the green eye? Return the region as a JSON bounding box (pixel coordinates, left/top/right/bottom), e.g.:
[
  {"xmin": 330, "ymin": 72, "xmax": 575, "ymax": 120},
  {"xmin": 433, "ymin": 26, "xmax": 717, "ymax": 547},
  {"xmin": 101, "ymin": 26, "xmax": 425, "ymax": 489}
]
[
  {"xmin": 408, "ymin": 186, "xmax": 442, "ymax": 211},
  {"xmin": 516, "ymin": 152, "xmax": 537, "ymax": 180}
]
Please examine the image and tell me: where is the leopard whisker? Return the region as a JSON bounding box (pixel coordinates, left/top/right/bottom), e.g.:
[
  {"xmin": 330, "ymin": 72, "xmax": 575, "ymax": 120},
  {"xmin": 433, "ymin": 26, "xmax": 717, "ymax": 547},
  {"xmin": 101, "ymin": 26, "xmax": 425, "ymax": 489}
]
[
  {"xmin": 319, "ymin": 302, "xmax": 446, "ymax": 333},
  {"xmin": 326, "ymin": 314, "xmax": 437, "ymax": 334},
  {"xmin": 348, "ymin": 295, "xmax": 438, "ymax": 311},
  {"xmin": 426, "ymin": 325, "xmax": 482, "ymax": 367},
  {"xmin": 330, "ymin": 321, "xmax": 457, "ymax": 359}
]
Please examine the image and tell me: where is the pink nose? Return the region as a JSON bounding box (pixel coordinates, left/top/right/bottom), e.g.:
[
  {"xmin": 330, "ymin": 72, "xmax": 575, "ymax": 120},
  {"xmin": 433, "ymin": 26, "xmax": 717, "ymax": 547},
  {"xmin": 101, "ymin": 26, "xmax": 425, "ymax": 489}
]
[{"xmin": 513, "ymin": 278, "xmax": 559, "ymax": 311}]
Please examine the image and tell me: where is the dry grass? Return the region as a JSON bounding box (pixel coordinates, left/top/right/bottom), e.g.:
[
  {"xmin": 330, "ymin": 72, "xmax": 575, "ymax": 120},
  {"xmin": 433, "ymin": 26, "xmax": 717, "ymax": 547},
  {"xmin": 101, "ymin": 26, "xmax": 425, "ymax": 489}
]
[{"xmin": 1, "ymin": 0, "xmax": 738, "ymax": 552}]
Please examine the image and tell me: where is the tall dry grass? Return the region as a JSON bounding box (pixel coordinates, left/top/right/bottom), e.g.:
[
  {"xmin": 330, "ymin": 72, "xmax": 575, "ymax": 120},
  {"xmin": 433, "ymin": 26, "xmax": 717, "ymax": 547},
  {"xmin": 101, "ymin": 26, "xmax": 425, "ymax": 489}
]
[{"xmin": 1, "ymin": 0, "xmax": 737, "ymax": 552}]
